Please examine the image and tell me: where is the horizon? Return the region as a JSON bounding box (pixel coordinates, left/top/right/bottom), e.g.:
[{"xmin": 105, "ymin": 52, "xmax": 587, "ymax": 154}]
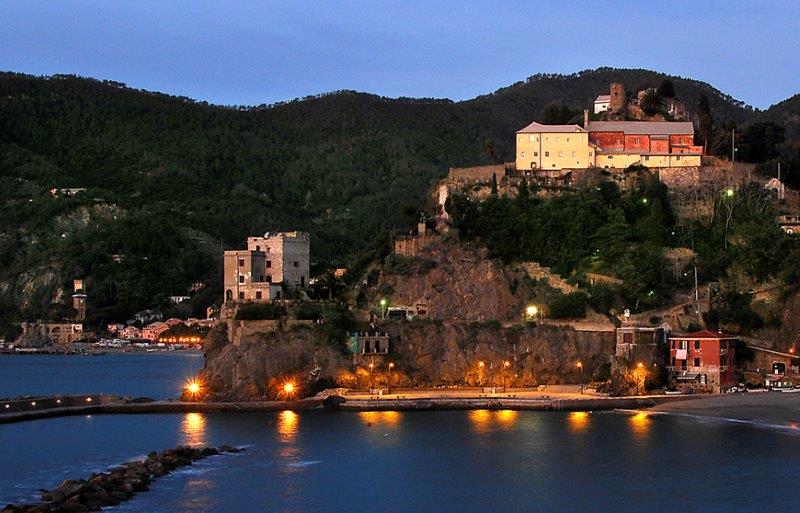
[{"xmin": 2, "ymin": 1, "xmax": 799, "ymax": 110}]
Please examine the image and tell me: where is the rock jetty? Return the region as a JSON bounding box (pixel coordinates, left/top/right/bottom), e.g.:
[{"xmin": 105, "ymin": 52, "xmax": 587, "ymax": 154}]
[{"xmin": 1, "ymin": 445, "xmax": 243, "ymax": 513}]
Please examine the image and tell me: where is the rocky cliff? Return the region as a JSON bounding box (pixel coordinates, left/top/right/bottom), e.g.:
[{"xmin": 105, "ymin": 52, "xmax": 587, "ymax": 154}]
[
  {"xmin": 374, "ymin": 239, "xmax": 525, "ymax": 321},
  {"xmin": 197, "ymin": 319, "xmax": 614, "ymax": 401}
]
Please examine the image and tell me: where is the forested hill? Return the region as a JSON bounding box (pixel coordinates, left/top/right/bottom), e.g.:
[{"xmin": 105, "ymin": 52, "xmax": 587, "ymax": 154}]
[{"xmin": 0, "ymin": 67, "xmax": 796, "ymax": 328}]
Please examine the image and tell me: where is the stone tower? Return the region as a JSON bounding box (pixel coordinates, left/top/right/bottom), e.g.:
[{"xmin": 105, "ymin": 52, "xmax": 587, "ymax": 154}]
[
  {"xmin": 609, "ymin": 82, "xmax": 626, "ymax": 111},
  {"xmin": 72, "ymin": 279, "xmax": 87, "ymax": 322}
]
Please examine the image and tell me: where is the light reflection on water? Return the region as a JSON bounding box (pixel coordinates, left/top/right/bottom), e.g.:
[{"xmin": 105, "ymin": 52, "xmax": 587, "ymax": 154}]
[
  {"xmin": 568, "ymin": 411, "xmax": 590, "ymax": 433},
  {"xmin": 180, "ymin": 413, "xmax": 206, "ymax": 447},
  {"xmin": 357, "ymin": 410, "xmax": 402, "ymax": 427},
  {"xmin": 468, "ymin": 409, "xmax": 519, "ymax": 433},
  {"xmin": 628, "ymin": 411, "xmax": 652, "ymax": 439},
  {"xmin": 277, "ymin": 410, "xmax": 299, "ymax": 442}
]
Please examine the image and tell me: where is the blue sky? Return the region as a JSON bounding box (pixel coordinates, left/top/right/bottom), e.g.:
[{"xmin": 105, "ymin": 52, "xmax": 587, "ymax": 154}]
[{"xmin": 1, "ymin": 0, "xmax": 799, "ymax": 109}]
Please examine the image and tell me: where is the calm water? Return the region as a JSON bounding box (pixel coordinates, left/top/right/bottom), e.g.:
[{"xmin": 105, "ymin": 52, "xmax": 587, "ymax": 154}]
[
  {"xmin": 0, "ymin": 353, "xmax": 204, "ymax": 399},
  {"xmin": 2, "ymin": 410, "xmax": 799, "ymax": 513}
]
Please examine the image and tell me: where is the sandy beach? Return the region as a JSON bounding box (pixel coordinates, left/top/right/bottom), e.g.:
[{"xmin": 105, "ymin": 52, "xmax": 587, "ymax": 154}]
[{"xmin": 648, "ymin": 392, "xmax": 800, "ymax": 428}]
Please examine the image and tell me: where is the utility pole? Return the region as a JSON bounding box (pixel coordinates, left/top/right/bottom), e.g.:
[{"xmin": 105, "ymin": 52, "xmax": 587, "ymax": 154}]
[{"xmin": 731, "ymin": 129, "xmax": 735, "ymax": 164}]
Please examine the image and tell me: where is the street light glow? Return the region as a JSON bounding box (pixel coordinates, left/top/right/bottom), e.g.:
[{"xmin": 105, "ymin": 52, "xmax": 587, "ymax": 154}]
[
  {"xmin": 380, "ymin": 298, "xmax": 387, "ymax": 307},
  {"xmin": 725, "ymin": 188, "xmax": 734, "ymax": 197},
  {"xmin": 526, "ymin": 305, "xmax": 538, "ymax": 317},
  {"xmin": 186, "ymin": 379, "xmax": 202, "ymax": 396},
  {"xmin": 478, "ymin": 361, "xmax": 485, "ymax": 368},
  {"xmin": 576, "ymin": 361, "xmax": 583, "ymax": 369},
  {"xmin": 283, "ymin": 382, "xmax": 295, "ymax": 395}
]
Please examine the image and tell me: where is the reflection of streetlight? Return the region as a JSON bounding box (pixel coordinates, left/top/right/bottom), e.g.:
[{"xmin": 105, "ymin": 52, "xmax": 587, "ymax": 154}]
[{"xmin": 576, "ymin": 361, "xmax": 584, "ymax": 394}]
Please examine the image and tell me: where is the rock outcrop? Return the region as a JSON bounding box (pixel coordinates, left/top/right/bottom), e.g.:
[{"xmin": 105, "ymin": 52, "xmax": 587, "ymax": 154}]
[
  {"xmin": 1, "ymin": 445, "xmax": 242, "ymax": 513},
  {"xmin": 199, "ymin": 318, "xmax": 614, "ymax": 400},
  {"xmin": 375, "ymin": 239, "xmax": 524, "ymax": 321}
]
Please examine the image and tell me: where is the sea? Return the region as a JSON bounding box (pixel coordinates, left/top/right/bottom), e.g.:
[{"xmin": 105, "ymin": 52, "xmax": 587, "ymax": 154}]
[{"xmin": 1, "ymin": 353, "xmax": 799, "ymax": 513}]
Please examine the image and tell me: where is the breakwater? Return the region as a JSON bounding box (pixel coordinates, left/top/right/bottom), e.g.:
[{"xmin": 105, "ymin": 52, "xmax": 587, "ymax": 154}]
[{"xmin": 1, "ymin": 445, "xmax": 243, "ymax": 513}]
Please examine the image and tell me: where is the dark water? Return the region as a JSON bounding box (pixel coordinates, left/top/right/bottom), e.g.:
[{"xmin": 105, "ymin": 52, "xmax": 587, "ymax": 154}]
[
  {"xmin": 2, "ymin": 409, "xmax": 799, "ymax": 513},
  {"xmin": 0, "ymin": 353, "xmax": 204, "ymax": 399}
]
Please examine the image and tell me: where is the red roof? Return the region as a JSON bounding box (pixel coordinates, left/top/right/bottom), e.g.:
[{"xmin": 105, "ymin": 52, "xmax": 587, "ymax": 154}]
[{"xmin": 669, "ymin": 330, "xmax": 736, "ymax": 340}]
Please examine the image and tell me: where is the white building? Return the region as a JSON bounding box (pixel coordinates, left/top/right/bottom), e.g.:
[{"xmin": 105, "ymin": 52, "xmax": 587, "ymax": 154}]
[{"xmin": 593, "ymin": 94, "xmax": 611, "ymax": 114}]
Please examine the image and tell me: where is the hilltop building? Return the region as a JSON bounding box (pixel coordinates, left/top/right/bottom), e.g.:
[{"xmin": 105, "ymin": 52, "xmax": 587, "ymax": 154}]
[
  {"xmin": 72, "ymin": 279, "xmax": 86, "ymax": 322},
  {"xmin": 593, "ymin": 94, "xmax": 610, "ymax": 114},
  {"xmin": 223, "ymin": 231, "xmax": 310, "ymax": 304},
  {"xmin": 516, "ymin": 115, "xmax": 702, "ymax": 171}
]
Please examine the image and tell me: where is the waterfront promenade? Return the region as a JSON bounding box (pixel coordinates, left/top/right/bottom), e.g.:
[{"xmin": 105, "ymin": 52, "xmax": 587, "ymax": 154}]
[{"xmin": 0, "ymin": 387, "xmax": 705, "ymax": 424}]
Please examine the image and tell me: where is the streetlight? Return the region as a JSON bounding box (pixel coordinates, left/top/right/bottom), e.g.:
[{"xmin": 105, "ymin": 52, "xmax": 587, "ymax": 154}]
[
  {"xmin": 388, "ymin": 362, "xmax": 395, "ymax": 393},
  {"xmin": 380, "ymin": 298, "xmax": 388, "ymax": 319},
  {"xmin": 478, "ymin": 360, "xmax": 485, "ymax": 386},
  {"xmin": 576, "ymin": 361, "xmax": 584, "ymax": 394},
  {"xmin": 185, "ymin": 379, "xmax": 202, "ymax": 401},
  {"xmin": 503, "ymin": 360, "xmax": 511, "ymax": 390},
  {"xmin": 526, "ymin": 305, "xmax": 541, "ymax": 322}
]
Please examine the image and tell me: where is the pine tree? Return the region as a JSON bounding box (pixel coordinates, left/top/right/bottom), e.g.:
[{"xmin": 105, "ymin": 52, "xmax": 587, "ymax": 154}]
[
  {"xmin": 490, "ymin": 173, "xmax": 498, "ymax": 196},
  {"xmin": 697, "ymin": 94, "xmax": 715, "ymax": 149}
]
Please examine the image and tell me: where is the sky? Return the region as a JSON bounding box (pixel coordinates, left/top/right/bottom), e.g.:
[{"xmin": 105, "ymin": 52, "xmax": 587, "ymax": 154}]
[{"xmin": 1, "ymin": 0, "xmax": 799, "ymax": 109}]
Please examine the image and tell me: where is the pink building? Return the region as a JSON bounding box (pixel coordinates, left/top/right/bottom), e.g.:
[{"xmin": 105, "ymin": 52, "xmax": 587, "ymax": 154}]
[{"xmin": 141, "ymin": 322, "xmax": 170, "ymax": 341}]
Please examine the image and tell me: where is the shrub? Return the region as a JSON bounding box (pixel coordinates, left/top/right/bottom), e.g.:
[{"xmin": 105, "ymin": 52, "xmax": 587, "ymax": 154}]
[
  {"xmin": 293, "ymin": 302, "xmax": 323, "ymax": 320},
  {"xmin": 588, "ymin": 284, "xmax": 616, "ymax": 314},
  {"xmin": 234, "ymin": 303, "xmax": 286, "ymax": 320},
  {"xmin": 548, "ymin": 292, "xmax": 588, "ymax": 319}
]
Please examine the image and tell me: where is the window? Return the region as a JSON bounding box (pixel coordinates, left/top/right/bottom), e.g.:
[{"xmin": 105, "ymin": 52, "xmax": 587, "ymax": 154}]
[
  {"xmin": 545, "ymin": 151, "xmax": 550, "ymax": 157},
  {"xmin": 529, "ymin": 134, "xmax": 535, "ymax": 142},
  {"xmin": 694, "ymin": 340, "xmax": 701, "ymax": 350},
  {"xmin": 238, "ymin": 258, "xmax": 244, "ymax": 267},
  {"xmin": 255, "ymin": 291, "xmax": 262, "ymax": 299},
  {"xmin": 571, "ymin": 151, "xmax": 576, "ymax": 157},
  {"xmin": 238, "ymin": 292, "xmax": 245, "ymax": 300},
  {"xmin": 556, "ymin": 137, "xmax": 560, "ymax": 142},
  {"xmin": 266, "ymin": 275, "xmax": 272, "ymax": 283},
  {"xmin": 534, "ymin": 152, "xmax": 538, "ymax": 157},
  {"xmin": 238, "ymin": 275, "xmax": 244, "ymax": 284},
  {"xmin": 521, "ymin": 151, "xmax": 525, "ymax": 157},
  {"xmin": 266, "ymin": 261, "xmax": 272, "ymax": 268},
  {"xmin": 558, "ymin": 151, "xmax": 563, "ymax": 157},
  {"xmin": 255, "ymin": 245, "xmax": 260, "ymax": 252},
  {"xmin": 644, "ymin": 156, "xmax": 649, "ymax": 161},
  {"xmin": 293, "ymin": 261, "xmax": 299, "ymax": 267},
  {"xmin": 566, "ymin": 137, "xmax": 570, "ymax": 142},
  {"xmin": 694, "ymin": 357, "xmax": 701, "ymax": 367},
  {"xmin": 676, "ymin": 155, "xmax": 681, "ymax": 161},
  {"xmin": 679, "ymin": 340, "xmax": 688, "ymax": 350}
]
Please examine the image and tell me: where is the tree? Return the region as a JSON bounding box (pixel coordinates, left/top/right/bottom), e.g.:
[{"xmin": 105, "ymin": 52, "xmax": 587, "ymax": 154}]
[
  {"xmin": 639, "ymin": 89, "xmax": 663, "ymax": 116},
  {"xmin": 540, "ymin": 102, "xmax": 576, "ymax": 124},
  {"xmin": 657, "ymin": 79, "xmax": 676, "ymax": 99},
  {"xmin": 697, "ymin": 94, "xmax": 715, "ymax": 149},
  {"xmin": 517, "ymin": 177, "xmax": 530, "ymax": 201},
  {"xmin": 490, "ymin": 173, "xmax": 498, "ymax": 196},
  {"xmin": 738, "ymin": 122, "xmax": 785, "ymax": 163},
  {"xmin": 482, "ymin": 139, "xmax": 496, "ymax": 163}
]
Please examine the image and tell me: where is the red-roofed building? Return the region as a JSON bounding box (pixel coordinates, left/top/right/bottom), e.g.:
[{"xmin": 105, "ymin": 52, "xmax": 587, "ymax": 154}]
[{"xmin": 668, "ymin": 330, "xmax": 737, "ymax": 393}]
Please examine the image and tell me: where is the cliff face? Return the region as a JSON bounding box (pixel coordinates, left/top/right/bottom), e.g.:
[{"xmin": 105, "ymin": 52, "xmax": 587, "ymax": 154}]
[
  {"xmin": 377, "ymin": 240, "xmax": 524, "ymax": 321},
  {"xmin": 381, "ymin": 321, "xmax": 614, "ymax": 387},
  {"xmin": 199, "ymin": 319, "xmax": 614, "ymax": 400},
  {"xmin": 198, "ymin": 323, "xmax": 350, "ymax": 401}
]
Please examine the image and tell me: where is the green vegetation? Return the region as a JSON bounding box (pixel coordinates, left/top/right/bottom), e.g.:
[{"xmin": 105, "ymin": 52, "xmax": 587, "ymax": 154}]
[
  {"xmin": 234, "ymin": 303, "xmax": 286, "ymax": 320},
  {"xmin": 449, "ymin": 176, "xmax": 798, "ymax": 318},
  {"xmin": 0, "ymin": 67, "xmax": 798, "ymax": 331}
]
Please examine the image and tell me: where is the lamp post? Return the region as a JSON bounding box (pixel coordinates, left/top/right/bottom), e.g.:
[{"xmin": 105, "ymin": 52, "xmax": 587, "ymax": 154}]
[
  {"xmin": 525, "ymin": 305, "xmax": 540, "ymax": 322},
  {"xmin": 368, "ymin": 361, "xmax": 375, "ymax": 393},
  {"xmin": 503, "ymin": 360, "xmax": 511, "ymax": 390},
  {"xmin": 380, "ymin": 298, "xmax": 388, "ymax": 319},
  {"xmin": 478, "ymin": 360, "xmax": 485, "ymax": 387},
  {"xmin": 388, "ymin": 362, "xmax": 395, "ymax": 393},
  {"xmin": 576, "ymin": 361, "xmax": 584, "ymax": 394}
]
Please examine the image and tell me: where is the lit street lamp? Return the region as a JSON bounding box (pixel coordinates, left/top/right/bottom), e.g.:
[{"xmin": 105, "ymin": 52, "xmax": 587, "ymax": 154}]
[
  {"xmin": 380, "ymin": 298, "xmax": 388, "ymax": 319},
  {"xmin": 525, "ymin": 305, "xmax": 541, "ymax": 322},
  {"xmin": 576, "ymin": 361, "xmax": 584, "ymax": 394}
]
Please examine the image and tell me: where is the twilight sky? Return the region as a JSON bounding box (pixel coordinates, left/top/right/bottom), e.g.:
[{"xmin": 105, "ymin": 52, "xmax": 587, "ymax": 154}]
[{"xmin": 2, "ymin": 0, "xmax": 799, "ymax": 109}]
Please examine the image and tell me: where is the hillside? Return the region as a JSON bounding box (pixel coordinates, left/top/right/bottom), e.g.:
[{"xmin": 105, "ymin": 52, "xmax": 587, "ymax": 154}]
[{"xmin": 1, "ymin": 67, "xmax": 798, "ymax": 330}]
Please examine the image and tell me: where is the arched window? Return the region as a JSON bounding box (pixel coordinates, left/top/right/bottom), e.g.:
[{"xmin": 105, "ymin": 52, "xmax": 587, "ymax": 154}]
[{"xmin": 225, "ymin": 290, "xmax": 233, "ymax": 301}]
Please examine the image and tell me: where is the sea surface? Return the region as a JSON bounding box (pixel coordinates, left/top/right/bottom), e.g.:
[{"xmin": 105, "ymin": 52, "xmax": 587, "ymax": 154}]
[
  {"xmin": 0, "ymin": 352, "xmax": 204, "ymax": 399},
  {"xmin": 2, "ymin": 356, "xmax": 800, "ymax": 513}
]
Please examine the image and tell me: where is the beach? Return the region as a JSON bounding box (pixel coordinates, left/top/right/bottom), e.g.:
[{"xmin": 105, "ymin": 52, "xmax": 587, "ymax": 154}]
[{"xmin": 647, "ymin": 392, "xmax": 800, "ymax": 428}]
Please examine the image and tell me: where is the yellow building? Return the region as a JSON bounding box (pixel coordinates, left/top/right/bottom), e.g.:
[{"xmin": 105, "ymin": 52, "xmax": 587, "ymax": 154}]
[{"xmin": 515, "ymin": 122, "xmax": 595, "ymax": 171}]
